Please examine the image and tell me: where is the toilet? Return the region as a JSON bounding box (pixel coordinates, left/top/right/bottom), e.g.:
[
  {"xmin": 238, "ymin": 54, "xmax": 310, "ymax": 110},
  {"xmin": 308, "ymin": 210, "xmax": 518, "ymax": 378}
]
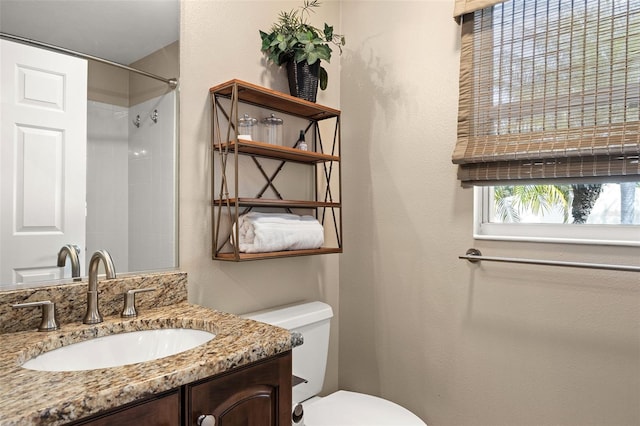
[{"xmin": 244, "ymin": 301, "xmax": 426, "ymax": 425}]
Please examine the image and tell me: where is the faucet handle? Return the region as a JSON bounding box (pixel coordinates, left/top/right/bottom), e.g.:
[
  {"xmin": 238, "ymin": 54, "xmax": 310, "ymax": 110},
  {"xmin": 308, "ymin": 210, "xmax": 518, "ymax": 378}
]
[
  {"xmin": 12, "ymin": 300, "xmax": 58, "ymax": 332},
  {"xmin": 121, "ymin": 288, "xmax": 156, "ymax": 318}
]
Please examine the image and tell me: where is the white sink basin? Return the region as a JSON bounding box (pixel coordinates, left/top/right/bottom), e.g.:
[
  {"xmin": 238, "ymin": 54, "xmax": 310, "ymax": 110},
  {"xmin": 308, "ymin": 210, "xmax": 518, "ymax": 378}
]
[{"xmin": 22, "ymin": 328, "xmax": 216, "ymax": 372}]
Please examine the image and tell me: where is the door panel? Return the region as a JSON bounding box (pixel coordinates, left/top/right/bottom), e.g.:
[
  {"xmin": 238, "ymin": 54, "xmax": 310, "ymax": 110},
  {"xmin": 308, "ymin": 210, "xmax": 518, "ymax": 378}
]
[{"xmin": 17, "ymin": 125, "xmax": 63, "ymax": 231}]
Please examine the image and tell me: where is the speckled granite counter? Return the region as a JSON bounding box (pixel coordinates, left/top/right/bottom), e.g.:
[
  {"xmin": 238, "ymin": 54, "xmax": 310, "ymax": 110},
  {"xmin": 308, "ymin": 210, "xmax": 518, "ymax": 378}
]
[
  {"xmin": 0, "ymin": 278, "xmax": 293, "ymax": 425},
  {"xmin": 0, "ymin": 302, "xmax": 291, "ymax": 425}
]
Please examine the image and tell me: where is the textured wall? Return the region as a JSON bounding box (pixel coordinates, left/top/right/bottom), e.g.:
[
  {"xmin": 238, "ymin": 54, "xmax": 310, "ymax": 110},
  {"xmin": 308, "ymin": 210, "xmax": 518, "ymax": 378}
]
[
  {"xmin": 338, "ymin": 1, "xmax": 640, "ymax": 425},
  {"xmin": 179, "ymin": 0, "xmax": 342, "ymax": 395},
  {"xmin": 179, "ymin": 1, "xmax": 639, "ymax": 424}
]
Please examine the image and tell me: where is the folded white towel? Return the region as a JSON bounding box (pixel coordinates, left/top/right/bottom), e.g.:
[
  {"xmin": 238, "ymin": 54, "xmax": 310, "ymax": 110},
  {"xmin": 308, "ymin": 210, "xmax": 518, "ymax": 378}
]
[{"xmin": 233, "ymin": 212, "xmax": 324, "ymax": 253}]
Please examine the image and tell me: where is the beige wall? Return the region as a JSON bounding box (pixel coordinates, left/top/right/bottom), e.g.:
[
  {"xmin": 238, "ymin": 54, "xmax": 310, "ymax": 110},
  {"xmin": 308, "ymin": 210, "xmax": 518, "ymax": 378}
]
[
  {"xmin": 88, "ymin": 60, "xmax": 129, "ymax": 106},
  {"xmin": 179, "ymin": 1, "xmax": 341, "ymax": 395},
  {"xmin": 180, "ymin": 1, "xmax": 639, "ymax": 425},
  {"xmin": 130, "ymin": 41, "xmax": 179, "ymax": 106},
  {"xmin": 87, "ymin": 41, "xmax": 178, "ymax": 107},
  {"xmin": 339, "ymin": 2, "xmax": 639, "ymax": 426}
]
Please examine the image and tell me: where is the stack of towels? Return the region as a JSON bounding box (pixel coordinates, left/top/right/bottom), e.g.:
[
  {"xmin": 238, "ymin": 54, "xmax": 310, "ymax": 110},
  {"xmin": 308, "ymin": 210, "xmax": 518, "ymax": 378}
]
[{"xmin": 233, "ymin": 212, "xmax": 324, "ymax": 253}]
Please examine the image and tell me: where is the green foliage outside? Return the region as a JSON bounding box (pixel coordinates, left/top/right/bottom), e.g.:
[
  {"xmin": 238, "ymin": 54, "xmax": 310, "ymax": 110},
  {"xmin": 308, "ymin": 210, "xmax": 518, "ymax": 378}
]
[{"xmin": 494, "ymin": 183, "xmax": 638, "ymax": 224}]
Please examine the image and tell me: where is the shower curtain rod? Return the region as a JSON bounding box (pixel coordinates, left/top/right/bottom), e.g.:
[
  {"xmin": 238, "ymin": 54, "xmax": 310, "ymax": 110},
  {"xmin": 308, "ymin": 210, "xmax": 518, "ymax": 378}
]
[
  {"xmin": 460, "ymin": 248, "xmax": 640, "ymax": 273},
  {"xmin": 1, "ymin": 32, "xmax": 178, "ymax": 89}
]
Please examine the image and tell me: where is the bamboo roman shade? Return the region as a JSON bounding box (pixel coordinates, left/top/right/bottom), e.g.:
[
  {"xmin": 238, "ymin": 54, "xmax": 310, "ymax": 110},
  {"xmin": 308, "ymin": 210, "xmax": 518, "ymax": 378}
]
[
  {"xmin": 453, "ymin": 0, "xmax": 507, "ymax": 18},
  {"xmin": 452, "ymin": 0, "xmax": 640, "ymax": 186}
]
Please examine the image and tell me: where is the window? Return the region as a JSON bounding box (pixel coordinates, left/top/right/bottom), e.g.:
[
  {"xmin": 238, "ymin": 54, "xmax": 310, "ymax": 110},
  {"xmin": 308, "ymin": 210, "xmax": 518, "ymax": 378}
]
[
  {"xmin": 475, "ymin": 183, "xmax": 640, "ymax": 246},
  {"xmin": 453, "ymin": 0, "xmax": 640, "ymax": 245}
]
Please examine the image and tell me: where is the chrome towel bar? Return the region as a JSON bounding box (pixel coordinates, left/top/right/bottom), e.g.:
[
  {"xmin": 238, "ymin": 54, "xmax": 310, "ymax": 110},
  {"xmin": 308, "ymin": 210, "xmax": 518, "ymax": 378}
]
[{"xmin": 460, "ymin": 248, "xmax": 640, "ymax": 273}]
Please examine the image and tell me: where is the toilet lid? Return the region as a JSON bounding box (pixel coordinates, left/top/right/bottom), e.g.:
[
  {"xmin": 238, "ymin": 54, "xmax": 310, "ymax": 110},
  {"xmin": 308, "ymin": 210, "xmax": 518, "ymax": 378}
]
[{"xmin": 303, "ymin": 391, "xmax": 426, "ymax": 426}]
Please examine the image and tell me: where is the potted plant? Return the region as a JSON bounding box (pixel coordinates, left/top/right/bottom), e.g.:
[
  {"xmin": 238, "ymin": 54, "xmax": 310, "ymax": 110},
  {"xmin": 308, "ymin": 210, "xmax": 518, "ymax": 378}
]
[{"xmin": 260, "ymin": 0, "xmax": 345, "ymax": 102}]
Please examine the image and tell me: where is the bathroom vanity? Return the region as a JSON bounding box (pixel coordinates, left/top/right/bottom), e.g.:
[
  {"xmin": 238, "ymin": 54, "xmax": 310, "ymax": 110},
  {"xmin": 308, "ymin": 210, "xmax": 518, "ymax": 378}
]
[
  {"xmin": 0, "ymin": 272, "xmax": 293, "ymax": 425},
  {"xmin": 70, "ymin": 351, "xmax": 291, "ymax": 425}
]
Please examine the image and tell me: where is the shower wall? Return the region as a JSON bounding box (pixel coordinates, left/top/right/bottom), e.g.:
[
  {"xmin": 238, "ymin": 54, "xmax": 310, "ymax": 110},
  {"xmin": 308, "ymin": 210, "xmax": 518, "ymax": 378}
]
[
  {"xmin": 127, "ymin": 92, "xmax": 176, "ymax": 271},
  {"xmin": 86, "ymin": 100, "xmax": 129, "ymax": 271},
  {"xmin": 86, "ymin": 91, "xmax": 176, "ymax": 273}
]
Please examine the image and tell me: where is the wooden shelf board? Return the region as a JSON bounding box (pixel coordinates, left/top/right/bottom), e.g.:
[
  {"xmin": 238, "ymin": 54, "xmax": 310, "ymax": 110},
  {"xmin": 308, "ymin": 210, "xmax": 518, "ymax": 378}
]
[
  {"xmin": 210, "ymin": 79, "xmax": 340, "ymax": 121},
  {"xmin": 212, "ymin": 198, "xmax": 341, "ymax": 208},
  {"xmin": 214, "ymin": 247, "xmax": 342, "ymax": 261},
  {"xmin": 214, "ymin": 139, "xmax": 339, "ymax": 163}
]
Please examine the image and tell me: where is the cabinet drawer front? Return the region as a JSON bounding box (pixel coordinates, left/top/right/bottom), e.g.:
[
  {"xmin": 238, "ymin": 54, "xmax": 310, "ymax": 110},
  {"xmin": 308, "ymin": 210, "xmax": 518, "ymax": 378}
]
[{"xmin": 71, "ymin": 390, "xmax": 180, "ymax": 426}]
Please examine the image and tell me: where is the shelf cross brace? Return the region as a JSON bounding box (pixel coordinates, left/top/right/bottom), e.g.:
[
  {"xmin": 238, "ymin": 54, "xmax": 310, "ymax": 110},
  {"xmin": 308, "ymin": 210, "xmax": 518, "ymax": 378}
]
[{"xmin": 245, "ymin": 157, "xmax": 293, "ymax": 215}]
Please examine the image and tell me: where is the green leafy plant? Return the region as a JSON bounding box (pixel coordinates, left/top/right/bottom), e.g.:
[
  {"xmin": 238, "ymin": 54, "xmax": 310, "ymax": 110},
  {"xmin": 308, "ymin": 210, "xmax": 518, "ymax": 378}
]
[{"xmin": 259, "ymin": 0, "xmax": 345, "ymax": 90}]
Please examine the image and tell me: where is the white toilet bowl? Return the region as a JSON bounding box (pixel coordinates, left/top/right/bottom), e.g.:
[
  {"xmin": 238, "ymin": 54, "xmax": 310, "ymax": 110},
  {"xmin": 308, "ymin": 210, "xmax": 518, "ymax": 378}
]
[
  {"xmin": 243, "ymin": 301, "xmax": 427, "ymax": 426},
  {"xmin": 303, "ymin": 390, "xmax": 425, "ymax": 425}
]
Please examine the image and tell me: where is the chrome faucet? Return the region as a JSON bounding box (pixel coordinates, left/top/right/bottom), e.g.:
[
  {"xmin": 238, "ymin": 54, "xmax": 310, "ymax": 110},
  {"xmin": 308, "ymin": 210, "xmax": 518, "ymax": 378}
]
[
  {"xmin": 83, "ymin": 250, "xmax": 116, "ymax": 325},
  {"xmin": 57, "ymin": 244, "xmax": 81, "ymax": 281}
]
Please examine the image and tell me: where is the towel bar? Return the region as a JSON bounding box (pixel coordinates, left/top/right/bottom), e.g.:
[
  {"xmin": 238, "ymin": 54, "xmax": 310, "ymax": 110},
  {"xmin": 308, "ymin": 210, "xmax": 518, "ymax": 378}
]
[{"xmin": 460, "ymin": 248, "xmax": 640, "ymax": 273}]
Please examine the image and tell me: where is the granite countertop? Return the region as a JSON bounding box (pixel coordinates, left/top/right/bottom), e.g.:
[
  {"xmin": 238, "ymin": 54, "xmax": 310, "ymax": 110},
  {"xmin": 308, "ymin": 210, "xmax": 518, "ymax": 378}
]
[{"xmin": 0, "ymin": 302, "xmax": 292, "ymax": 425}]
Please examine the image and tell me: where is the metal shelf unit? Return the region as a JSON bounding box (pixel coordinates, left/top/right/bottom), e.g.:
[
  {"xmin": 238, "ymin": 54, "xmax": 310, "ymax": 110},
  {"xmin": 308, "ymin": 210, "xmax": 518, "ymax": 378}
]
[{"xmin": 210, "ymin": 79, "xmax": 342, "ymax": 261}]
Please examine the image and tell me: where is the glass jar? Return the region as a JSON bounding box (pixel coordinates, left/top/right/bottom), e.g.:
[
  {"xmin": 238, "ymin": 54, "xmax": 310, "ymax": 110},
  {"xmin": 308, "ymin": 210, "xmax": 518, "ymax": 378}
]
[
  {"xmin": 261, "ymin": 113, "xmax": 283, "ymax": 145},
  {"xmin": 238, "ymin": 113, "xmax": 258, "ymax": 140}
]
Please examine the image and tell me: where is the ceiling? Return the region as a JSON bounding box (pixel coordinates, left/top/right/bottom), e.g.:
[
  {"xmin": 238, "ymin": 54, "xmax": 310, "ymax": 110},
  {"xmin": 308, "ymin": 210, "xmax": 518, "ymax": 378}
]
[{"xmin": 0, "ymin": 0, "xmax": 179, "ymax": 65}]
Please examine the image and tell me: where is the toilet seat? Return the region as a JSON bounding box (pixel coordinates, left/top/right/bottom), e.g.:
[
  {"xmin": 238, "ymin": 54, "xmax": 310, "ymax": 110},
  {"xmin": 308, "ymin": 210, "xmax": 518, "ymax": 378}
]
[{"xmin": 302, "ymin": 390, "xmax": 426, "ymax": 426}]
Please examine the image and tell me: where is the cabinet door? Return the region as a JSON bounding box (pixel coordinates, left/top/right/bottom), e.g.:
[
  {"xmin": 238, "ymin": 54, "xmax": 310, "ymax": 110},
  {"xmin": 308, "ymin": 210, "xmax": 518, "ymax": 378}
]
[
  {"xmin": 187, "ymin": 351, "xmax": 292, "ymax": 426},
  {"xmin": 69, "ymin": 389, "xmax": 180, "ymax": 426}
]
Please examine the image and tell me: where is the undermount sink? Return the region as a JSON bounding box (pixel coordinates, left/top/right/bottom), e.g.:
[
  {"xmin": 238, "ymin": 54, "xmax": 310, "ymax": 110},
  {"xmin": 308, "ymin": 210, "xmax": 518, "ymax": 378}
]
[{"xmin": 22, "ymin": 328, "xmax": 216, "ymax": 372}]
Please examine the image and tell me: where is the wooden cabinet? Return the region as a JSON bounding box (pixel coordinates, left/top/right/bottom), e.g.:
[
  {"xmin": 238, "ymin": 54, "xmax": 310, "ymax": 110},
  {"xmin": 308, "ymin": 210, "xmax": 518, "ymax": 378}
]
[
  {"xmin": 69, "ymin": 352, "xmax": 292, "ymax": 426},
  {"xmin": 186, "ymin": 351, "xmax": 292, "ymax": 425},
  {"xmin": 69, "ymin": 390, "xmax": 180, "ymax": 426},
  {"xmin": 209, "ymin": 79, "xmax": 342, "ymax": 261}
]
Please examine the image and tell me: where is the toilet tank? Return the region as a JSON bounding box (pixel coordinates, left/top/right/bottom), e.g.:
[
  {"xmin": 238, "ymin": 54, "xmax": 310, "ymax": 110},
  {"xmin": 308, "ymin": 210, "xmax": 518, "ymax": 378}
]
[{"xmin": 243, "ymin": 301, "xmax": 333, "ymax": 404}]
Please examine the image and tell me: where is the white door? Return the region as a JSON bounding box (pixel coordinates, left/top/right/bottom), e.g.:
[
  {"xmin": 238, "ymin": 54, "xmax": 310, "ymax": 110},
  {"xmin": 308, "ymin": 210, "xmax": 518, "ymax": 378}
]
[{"xmin": 1, "ymin": 39, "xmax": 87, "ymax": 285}]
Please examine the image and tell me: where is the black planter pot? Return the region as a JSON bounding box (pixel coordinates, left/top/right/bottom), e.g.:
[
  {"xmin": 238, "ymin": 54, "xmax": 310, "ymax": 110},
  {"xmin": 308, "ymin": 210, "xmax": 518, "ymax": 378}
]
[{"xmin": 286, "ymin": 60, "xmax": 320, "ymax": 102}]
